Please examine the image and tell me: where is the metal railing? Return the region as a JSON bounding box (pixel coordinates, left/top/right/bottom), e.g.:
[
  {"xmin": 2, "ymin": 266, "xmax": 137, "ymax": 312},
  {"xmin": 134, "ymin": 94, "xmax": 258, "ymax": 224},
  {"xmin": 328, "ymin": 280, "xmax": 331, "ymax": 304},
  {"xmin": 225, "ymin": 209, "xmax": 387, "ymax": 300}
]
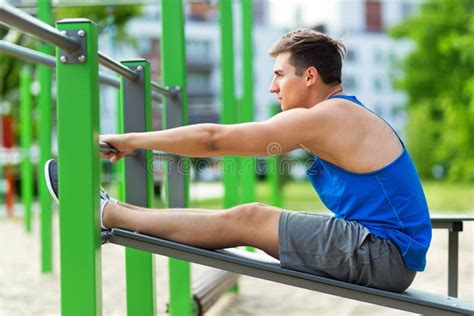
[
  {"xmin": 0, "ymin": 40, "xmax": 163, "ymax": 102},
  {"xmin": 0, "ymin": 1, "xmax": 178, "ymax": 98}
]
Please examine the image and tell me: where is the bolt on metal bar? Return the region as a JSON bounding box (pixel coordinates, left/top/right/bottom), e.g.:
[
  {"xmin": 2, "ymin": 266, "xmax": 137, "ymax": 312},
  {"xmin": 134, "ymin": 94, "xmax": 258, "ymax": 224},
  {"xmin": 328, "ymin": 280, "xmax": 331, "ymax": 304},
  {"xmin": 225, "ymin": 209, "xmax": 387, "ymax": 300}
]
[{"xmin": 151, "ymin": 81, "xmax": 180, "ymax": 98}]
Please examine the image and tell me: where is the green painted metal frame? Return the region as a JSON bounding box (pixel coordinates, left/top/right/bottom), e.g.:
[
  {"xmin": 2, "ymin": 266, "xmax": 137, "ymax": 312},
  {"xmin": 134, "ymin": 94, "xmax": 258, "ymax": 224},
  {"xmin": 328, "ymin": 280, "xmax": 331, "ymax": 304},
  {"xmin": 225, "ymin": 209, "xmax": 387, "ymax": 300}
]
[
  {"xmin": 37, "ymin": 0, "xmax": 53, "ymax": 273},
  {"xmin": 119, "ymin": 60, "xmax": 156, "ymax": 316},
  {"xmin": 56, "ymin": 19, "xmax": 102, "ymax": 315},
  {"xmin": 20, "ymin": 66, "xmax": 33, "ymax": 233},
  {"xmin": 239, "ymin": 0, "xmax": 256, "ymax": 206},
  {"xmin": 220, "ymin": 0, "xmax": 240, "ymax": 209},
  {"xmin": 268, "ymin": 104, "xmax": 282, "ymax": 207},
  {"xmin": 160, "ymin": 1, "xmax": 193, "ymax": 315}
]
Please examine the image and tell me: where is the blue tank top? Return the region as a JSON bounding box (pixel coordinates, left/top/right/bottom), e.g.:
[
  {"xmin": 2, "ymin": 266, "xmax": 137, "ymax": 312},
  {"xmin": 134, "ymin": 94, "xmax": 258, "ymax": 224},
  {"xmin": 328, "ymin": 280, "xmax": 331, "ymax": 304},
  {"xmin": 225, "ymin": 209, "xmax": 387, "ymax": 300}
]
[{"xmin": 306, "ymin": 95, "xmax": 431, "ymax": 271}]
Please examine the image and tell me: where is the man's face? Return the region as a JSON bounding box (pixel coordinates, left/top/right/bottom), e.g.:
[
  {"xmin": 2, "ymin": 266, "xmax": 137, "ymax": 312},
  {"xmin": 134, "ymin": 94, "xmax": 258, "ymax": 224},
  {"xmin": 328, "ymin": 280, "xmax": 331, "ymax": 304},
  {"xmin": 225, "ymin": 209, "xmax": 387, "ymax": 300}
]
[{"xmin": 269, "ymin": 52, "xmax": 309, "ymax": 111}]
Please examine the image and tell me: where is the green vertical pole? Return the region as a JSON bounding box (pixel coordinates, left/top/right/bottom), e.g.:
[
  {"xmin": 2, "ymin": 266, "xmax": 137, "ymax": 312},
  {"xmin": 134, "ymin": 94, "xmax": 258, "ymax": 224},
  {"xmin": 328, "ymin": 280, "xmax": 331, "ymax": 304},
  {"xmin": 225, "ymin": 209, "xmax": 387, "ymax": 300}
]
[
  {"xmin": 120, "ymin": 60, "xmax": 155, "ymax": 316},
  {"xmin": 241, "ymin": 0, "xmax": 256, "ymax": 259},
  {"xmin": 220, "ymin": 0, "xmax": 239, "ymax": 209},
  {"xmin": 268, "ymin": 104, "xmax": 282, "ymax": 207},
  {"xmin": 161, "ymin": 1, "xmax": 193, "ymax": 315},
  {"xmin": 56, "ymin": 19, "xmax": 102, "ymax": 315},
  {"xmin": 20, "ymin": 66, "xmax": 33, "ymax": 233},
  {"xmin": 115, "ymin": 91, "xmax": 124, "ymax": 201},
  {"xmin": 240, "ymin": 0, "xmax": 256, "ymax": 203},
  {"xmin": 37, "ymin": 0, "xmax": 53, "ymax": 273}
]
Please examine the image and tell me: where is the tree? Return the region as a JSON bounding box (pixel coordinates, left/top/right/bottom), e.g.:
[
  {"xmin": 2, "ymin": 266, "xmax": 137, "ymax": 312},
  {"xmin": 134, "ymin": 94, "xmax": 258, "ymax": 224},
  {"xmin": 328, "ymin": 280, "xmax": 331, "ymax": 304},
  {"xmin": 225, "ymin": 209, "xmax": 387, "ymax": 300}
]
[{"xmin": 390, "ymin": 0, "xmax": 474, "ymax": 182}]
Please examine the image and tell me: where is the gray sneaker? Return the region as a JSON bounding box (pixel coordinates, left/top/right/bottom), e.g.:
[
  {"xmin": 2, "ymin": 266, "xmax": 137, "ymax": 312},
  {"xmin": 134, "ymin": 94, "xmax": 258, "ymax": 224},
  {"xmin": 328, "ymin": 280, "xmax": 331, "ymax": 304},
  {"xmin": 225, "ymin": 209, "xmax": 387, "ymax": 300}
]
[{"xmin": 44, "ymin": 159, "xmax": 115, "ymax": 204}]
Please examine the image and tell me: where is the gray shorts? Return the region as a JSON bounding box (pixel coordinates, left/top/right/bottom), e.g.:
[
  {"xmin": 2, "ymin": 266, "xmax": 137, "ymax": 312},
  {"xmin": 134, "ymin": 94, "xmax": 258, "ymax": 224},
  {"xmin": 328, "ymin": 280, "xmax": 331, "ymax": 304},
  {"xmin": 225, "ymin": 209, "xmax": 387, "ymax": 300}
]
[{"xmin": 278, "ymin": 211, "xmax": 416, "ymax": 292}]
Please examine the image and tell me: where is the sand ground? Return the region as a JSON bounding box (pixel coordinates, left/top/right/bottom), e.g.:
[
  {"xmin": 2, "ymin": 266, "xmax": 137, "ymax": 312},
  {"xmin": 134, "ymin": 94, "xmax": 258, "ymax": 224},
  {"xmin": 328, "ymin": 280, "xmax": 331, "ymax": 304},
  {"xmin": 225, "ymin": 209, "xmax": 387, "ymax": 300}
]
[{"xmin": 0, "ymin": 209, "xmax": 473, "ymax": 316}]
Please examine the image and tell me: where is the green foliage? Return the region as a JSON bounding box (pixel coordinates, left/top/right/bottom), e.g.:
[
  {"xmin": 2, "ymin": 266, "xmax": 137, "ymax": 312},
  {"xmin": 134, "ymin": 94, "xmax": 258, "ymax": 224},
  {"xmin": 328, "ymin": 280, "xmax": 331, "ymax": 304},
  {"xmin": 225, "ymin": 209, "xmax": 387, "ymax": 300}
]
[
  {"xmin": 182, "ymin": 180, "xmax": 474, "ymax": 213},
  {"xmin": 54, "ymin": 4, "xmax": 142, "ymax": 39},
  {"xmin": 390, "ymin": 0, "xmax": 474, "ymax": 182}
]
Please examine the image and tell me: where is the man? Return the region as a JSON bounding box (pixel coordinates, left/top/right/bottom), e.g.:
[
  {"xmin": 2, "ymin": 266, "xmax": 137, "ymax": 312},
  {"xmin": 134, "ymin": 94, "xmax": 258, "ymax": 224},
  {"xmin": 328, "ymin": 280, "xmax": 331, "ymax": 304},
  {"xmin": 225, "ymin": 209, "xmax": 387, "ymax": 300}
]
[{"xmin": 45, "ymin": 29, "xmax": 431, "ymax": 292}]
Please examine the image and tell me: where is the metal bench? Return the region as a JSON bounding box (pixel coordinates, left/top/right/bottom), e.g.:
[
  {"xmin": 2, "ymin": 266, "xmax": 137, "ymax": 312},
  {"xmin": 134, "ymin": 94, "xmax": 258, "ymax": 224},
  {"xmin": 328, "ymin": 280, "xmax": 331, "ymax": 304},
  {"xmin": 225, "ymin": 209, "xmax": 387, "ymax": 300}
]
[
  {"xmin": 431, "ymin": 215, "xmax": 474, "ymax": 297},
  {"xmin": 105, "ymin": 227, "xmax": 474, "ymax": 315}
]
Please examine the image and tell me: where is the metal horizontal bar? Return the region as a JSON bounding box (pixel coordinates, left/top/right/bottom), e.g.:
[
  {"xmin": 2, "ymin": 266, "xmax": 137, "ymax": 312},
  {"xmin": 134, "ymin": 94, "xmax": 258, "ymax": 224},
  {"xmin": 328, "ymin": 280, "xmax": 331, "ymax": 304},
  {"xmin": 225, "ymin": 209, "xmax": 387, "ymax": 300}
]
[
  {"xmin": 0, "ymin": 40, "xmax": 55, "ymax": 66},
  {"xmin": 98, "ymin": 52, "xmax": 138, "ymax": 81},
  {"xmin": 108, "ymin": 229, "xmax": 474, "ymax": 316},
  {"xmin": 100, "ymin": 143, "xmax": 176, "ymax": 160},
  {"xmin": 0, "ymin": 2, "xmax": 80, "ymax": 53},
  {"xmin": 0, "ymin": 3, "xmax": 142, "ymax": 81},
  {"xmin": 151, "ymin": 81, "xmax": 180, "ymax": 98},
  {"xmin": 0, "ymin": 40, "xmax": 162, "ymax": 102}
]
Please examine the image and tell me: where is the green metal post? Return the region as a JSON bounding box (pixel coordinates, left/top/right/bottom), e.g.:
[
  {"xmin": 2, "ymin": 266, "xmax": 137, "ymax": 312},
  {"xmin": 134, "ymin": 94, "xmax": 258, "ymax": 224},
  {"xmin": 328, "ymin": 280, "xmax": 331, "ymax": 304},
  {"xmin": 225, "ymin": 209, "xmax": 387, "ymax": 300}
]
[
  {"xmin": 120, "ymin": 60, "xmax": 155, "ymax": 316},
  {"xmin": 268, "ymin": 104, "xmax": 282, "ymax": 207},
  {"xmin": 115, "ymin": 90, "xmax": 125, "ymax": 201},
  {"xmin": 161, "ymin": 1, "xmax": 193, "ymax": 315},
  {"xmin": 220, "ymin": 0, "xmax": 239, "ymax": 209},
  {"xmin": 56, "ymin": 19, "xmax": 102, "ymax": 315},
  {"xmin": 20, "ymin": 66, "xmax": 33, "ymax": 233},
  {"xmin": 240, "ymin": 0, "xmax": 257, "ymax": 259},
  {"xmin": 240, "ymin": 0, "xmax": 256, "ymax": 204},
  {"xmin": 37, "ymin": 0, "xmax": 53, "ymax": 273}
]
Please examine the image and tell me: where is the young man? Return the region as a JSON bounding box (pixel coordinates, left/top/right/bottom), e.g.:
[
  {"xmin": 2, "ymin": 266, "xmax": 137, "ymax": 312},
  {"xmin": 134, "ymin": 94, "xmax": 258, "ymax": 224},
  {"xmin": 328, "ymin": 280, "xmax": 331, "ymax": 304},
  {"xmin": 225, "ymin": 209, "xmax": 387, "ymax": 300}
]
[{"xmin": 45, "ymin": 29, "xmax": 431, "ymax": 292}]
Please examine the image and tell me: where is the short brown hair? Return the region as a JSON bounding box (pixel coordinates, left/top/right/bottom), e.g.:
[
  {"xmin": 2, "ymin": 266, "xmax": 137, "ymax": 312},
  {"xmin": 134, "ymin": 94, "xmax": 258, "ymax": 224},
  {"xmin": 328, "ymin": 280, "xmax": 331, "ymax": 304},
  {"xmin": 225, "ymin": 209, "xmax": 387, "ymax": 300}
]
[{"xmin": 269, "ymin": 28, "xmax": 346, "ymax": 85}]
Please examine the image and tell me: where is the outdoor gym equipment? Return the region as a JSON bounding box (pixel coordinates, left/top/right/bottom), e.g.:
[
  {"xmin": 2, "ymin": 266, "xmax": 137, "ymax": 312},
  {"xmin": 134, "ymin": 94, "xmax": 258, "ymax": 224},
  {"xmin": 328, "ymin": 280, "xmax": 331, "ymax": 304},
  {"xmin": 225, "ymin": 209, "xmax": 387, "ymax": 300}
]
[{"xmin": 1, "ymin": 1, "xmax": 473, "ymax": 315}]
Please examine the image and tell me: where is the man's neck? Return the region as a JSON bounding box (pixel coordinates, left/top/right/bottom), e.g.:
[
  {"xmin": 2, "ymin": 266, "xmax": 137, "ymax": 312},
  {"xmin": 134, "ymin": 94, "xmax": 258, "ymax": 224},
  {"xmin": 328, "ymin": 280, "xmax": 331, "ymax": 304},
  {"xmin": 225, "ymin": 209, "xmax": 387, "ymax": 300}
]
[{"xmin": 310, "ymin": 84, "xmax": 344, "ymax": 107}]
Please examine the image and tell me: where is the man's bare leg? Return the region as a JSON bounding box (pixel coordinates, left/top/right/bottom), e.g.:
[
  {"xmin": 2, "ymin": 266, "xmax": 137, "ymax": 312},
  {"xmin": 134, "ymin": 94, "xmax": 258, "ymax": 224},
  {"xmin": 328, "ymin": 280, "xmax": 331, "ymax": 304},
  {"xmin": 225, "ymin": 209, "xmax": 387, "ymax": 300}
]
[
  {"xmin": 103, "ymin": 202, "xmax": 281, "ymax": 259},
  {"xmin": 117, "ymin": 201, "xmax": 219, "ymax": 214}
]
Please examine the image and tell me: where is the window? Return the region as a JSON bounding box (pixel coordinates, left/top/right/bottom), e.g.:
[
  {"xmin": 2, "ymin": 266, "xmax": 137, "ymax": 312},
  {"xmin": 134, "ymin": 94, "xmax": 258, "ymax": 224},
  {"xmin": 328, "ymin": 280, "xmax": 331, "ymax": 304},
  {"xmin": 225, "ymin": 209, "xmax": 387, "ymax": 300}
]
[
  {"xmin": 187, "ymin": 40, "xmax": 210, "ymax": 60},
  {"xmin": 188, "ymin": 72, "xmax": 210, "ymax": 90},
  {"xmin": 365, "ymin": 0, "xmax": 383, "ymax": 32}
]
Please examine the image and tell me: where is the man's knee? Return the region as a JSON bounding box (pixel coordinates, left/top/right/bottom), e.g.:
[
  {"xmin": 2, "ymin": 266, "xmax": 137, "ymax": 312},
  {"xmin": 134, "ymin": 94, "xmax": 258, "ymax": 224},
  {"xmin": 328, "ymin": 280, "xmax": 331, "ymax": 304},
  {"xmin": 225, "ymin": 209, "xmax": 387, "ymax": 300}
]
[
  {"xmin": 223, "ymin": 202, "xmax": 269, "ymax": 225},
  {"xmin": 221, "ymin": 202, "xmax": 281, "ymax": 251}
]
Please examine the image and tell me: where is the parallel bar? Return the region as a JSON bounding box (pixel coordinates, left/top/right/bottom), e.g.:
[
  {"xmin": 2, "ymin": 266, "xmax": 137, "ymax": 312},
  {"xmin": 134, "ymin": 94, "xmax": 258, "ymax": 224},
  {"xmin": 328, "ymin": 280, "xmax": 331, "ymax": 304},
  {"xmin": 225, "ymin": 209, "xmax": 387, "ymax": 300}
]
[
  {"xmin": 0, "ymin": 41, "xmax": 162, "ymax": 101},
  {"xmin": 0, "ymin": 3, "xmax": 148, "ymax": 84},
  {"xmin": 108, "ymin": 229, "xmax": 474, "ymax": 316},
  {"xmin": 98, "ymin": 52, "xmax": 138, "ymax": 81},
  {"xmin": 120, "ymin": 60, "xmax": 156, "ymax": 316},
  {"xmin": 0, "ymin": 40, "xmax": 55, "ymax": 66},
  {"xmin": 20, "ymin": 65, "xmax": 33, "ymax": 233},
  {"xmin": 56, "ymin": 19, "xmax": 102, "ymax": 315},
  {"xmin": 151, "ymin": 81, "xmax": 179, "ymax": 98},
  {"xmin": 448, "ymin": 231, "xmax": 459, "ymax": 298},
  {"xmin": 0, "ymin": 1, "xmax": 80, "ymax": 53},
  {"xmin": 161, "ymin": 1, "xmax": 193, "ymax": 315}
]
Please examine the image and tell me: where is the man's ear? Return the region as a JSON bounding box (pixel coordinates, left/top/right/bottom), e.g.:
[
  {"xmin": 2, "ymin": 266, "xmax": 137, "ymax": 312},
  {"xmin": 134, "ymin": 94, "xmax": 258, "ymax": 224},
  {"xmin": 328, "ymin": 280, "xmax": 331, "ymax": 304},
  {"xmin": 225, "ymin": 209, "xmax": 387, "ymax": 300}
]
[{"xmin": 305, "ymin": 66, "xmax": 318, "ymax": 86}]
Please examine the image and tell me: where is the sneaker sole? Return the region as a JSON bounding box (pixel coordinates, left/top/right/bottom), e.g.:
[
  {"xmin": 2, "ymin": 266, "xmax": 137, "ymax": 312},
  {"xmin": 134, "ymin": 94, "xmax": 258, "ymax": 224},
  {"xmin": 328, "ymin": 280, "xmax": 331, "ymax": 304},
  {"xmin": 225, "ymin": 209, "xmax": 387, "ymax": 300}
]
[{"xmin": 44, "ymin": 159, "xmax": 59, "ymax": 204}]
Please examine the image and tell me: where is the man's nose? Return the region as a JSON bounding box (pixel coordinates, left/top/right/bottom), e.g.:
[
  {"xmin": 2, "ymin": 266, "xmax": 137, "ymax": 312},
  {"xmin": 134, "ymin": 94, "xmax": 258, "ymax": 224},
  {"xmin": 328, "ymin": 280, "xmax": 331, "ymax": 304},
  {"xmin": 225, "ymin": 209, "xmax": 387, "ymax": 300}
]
[{"xmin": 269, "ymin": 81, "xmax": 279, "ymax": 93}]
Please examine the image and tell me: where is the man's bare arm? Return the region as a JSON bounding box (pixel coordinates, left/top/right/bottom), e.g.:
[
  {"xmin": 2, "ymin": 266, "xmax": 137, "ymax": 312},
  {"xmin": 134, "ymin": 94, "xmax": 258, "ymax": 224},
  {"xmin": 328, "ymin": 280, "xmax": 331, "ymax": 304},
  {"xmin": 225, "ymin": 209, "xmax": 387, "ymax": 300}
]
[{"xmin": 100, "ymin": 106, "xmax": 329, "ymax": 160}]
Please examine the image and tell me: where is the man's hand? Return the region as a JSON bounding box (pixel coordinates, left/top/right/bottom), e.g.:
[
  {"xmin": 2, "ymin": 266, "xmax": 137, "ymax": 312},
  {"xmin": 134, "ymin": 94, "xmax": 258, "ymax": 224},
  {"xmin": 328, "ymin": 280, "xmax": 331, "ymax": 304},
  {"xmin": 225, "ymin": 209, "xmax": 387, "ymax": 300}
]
[{"xmin": 100, "ymin": 134, "xmax": 135, "ymax": 163}]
